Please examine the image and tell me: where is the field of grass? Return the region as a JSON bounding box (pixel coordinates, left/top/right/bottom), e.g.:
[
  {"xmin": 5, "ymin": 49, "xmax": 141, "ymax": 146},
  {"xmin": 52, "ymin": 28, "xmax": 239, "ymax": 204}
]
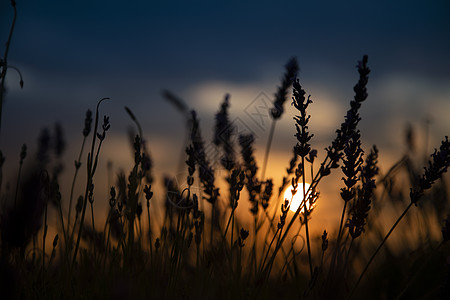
[{"xmin": 1, "ymin": 3, "xmax": 450, "ymax": 299}]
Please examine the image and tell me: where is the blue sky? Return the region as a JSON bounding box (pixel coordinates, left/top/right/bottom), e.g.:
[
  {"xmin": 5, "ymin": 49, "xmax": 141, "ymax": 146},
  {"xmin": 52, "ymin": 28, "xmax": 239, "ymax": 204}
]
[{"xmin": 1, "ymin": 0, "xmax": 450, "ymax": 212}]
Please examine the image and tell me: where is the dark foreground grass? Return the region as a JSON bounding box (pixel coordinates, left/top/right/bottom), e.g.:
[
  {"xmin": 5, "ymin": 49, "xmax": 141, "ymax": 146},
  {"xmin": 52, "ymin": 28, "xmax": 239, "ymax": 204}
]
[
  {"xmin": 1, "ymin": 4, "xmax": 450, "ymax": 298},
  {"xmin": 0, "ymin": 55, "xmax": 448, "ymax": 300}
]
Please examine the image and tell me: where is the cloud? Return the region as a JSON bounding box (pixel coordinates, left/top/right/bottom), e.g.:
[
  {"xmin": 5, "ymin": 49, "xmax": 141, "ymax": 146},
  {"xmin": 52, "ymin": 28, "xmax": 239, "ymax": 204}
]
[
  {"xmin": 186, "ymin": 80, "xmax": 345, "ymax": 140},
  {"xmin": 363, "ymin": 73, "xmax": 450, "ymax": 151},
  {"xmin": 187, "ymin": 80, "xmax": 262, "ymax": 114}
]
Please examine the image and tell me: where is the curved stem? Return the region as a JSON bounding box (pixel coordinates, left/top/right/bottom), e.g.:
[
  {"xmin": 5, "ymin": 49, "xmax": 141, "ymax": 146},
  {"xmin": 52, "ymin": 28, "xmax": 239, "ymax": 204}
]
[
  {"xmin": 0, "ymin": 2, "xmax": 18, "ymax": 135},
  {"xmin": 72, "ymin": 98, "xmax": 109, "ymax": 267}
]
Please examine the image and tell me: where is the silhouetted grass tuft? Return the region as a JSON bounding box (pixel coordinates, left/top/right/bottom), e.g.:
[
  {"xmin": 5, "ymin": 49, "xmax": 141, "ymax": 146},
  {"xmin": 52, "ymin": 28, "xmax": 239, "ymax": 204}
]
[{"xmin": 0, "ymin": 46, "xmax": 448, "ymax": 300}]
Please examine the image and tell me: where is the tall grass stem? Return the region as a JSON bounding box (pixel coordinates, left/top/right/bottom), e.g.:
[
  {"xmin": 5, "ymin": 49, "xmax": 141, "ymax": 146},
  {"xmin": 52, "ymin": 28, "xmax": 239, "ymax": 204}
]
[
  {"xmin": 348, "ymin": 202, "xmax": 413, "ymax": 299},
  {"xmin": 0, "ymin": 2, "xmax": 17, "ymax": 135},
  {"xmin": 261, "ymin": 120, "xmax": 276, "ymax": 181}
]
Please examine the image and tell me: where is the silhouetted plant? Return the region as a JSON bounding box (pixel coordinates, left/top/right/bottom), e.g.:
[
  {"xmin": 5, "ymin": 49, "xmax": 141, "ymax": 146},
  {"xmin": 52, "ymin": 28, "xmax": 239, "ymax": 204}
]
[
  {"xmin": 348, "ymin": 145, "xmax": 379, "ymax": 239},
  {"xmin": 261, "ymin": 57, "xmax": 299, "ymax": 180},
  {"xmin": 0, "ymin": 53, "xmax": 448, "ymax": 300}
]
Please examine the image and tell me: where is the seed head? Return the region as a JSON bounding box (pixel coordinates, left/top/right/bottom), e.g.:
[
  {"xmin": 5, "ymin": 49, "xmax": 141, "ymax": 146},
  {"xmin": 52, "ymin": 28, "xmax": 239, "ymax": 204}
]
[
  {"xmin": 239, "ymin": 134, "xmax": 261, "ymax": 215},
  {"xmin": 347, "ymin": 145, "xmax": 378, "ymax": 239},
  {"xmin": 189, "ymin": 110, "xmax": 219, "ymax": 204},
  {"xmin": 292, "ymin": 78, "xmax": 314, "ymax": 158},
  {"xmin": 109, "ymin": 186, "xmax": 116, "ymax": 207},
  {"xmin": 238, "ymin": 228, "xmax": 249, "ymax": 247},
  {"xmin": 411, "ymin": 136, "xmax": 450, "ymax": 204},
  {"xmin": 83, "ymin": 110, "xmax": 93, "ymax": 137},
  {"xmin": 76, "ymin": 196, "xmax": 83, "ymax": 213},
  {"xmin": 326, "ymin": 55, "xmax": 370, "ymax": 170},
  {"xmin": 321, "ymin": 230, "xmax": 328, "ymax": 252},
  {"xmin": 52, "ymin": 234, "xmax": 59, "ymax": 248},
  {"xmin": 261, "ymin": 179, "xmax": 273, "ymax": 210},
  {"xmin": 19, "ymin": 144, "xmax": 27, "ymax": 164},
  {"xmin": 271, "ymin": 57, "xmax": 299, "ymax": 119},
  {"xmin": 144, "ymin": 185, "xmax": 153, "ymax": 202},
  {"xmin": 278, "ymin": 199, "xmax": 290, "ymax": 229}
]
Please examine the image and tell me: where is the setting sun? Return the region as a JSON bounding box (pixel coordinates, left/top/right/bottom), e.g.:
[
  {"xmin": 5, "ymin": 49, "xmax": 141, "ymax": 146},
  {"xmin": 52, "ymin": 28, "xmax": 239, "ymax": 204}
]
[{"xmin": 284, "ymin": 182, "xmax": 313, "ymax": 213}]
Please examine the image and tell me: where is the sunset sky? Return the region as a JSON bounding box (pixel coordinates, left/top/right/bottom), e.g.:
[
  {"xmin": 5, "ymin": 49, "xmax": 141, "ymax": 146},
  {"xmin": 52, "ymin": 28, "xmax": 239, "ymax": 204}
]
[{"xmin": 1, "ymin": 0, "xmax": 449, "ymax": 229}]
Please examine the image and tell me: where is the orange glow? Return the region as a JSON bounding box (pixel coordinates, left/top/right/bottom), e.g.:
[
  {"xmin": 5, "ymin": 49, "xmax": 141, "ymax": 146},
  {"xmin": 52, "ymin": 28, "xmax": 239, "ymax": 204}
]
[{"xmin": 284, "ymin": 183, "xmax": 314, "ymax": 213}]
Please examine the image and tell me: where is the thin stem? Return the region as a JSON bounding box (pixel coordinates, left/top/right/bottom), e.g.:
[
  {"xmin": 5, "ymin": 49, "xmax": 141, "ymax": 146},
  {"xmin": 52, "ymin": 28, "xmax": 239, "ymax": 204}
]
[
  {"xmin": 303, "ymin": 211, "xmax": 313, "ymax": 275},
  {"xmin": 260, "ymin": 227, "xmax": 280, "ymax": 273},
  {"xmin": 14, "ymin": 159, "xmax": 23, "ymax": 208},
  {"xmin": 330, "ymin": 200, "xmax": 348, "ymax": 273},
  {"xmin": 302, "ymin": 156, "xmax": 313, "ymax": 277},
  {"xmin": 70, "ymin": 210, "xmax": 80, "ymax": 246},
  {"xmin": 261, "ymin": 120, "xmax": 276, "ymax": 181},
  {"xmin": 0, "ymin": 2, "xmax": 17, "ymax": 135},
  {"xmin": 56, "ymin": 195, "xmax": 70, "ymax": 265},
  {"xmin": 279, "ymin": 155, "xmax": 331, "ymax": 245},
  {"xmin": 260, "ymin": 208, "xmax": 292, "ymax": 266},
  {"xmin": 72, "ymin": 98, "xmax": 109, "ymax": 267},
  {"xmin": 147, "ymin": 202, "xmax": 152, "ymax": 260},
  {"xmin": 223, "ymin": 205, "xmax": 236, "ymax": 240},
  {"xmin": 260, "ymin": 191, "xmax": 295, "ymax": 280},
  {"xmin": 262, "ymin": 161, "xmax": 295, "ymax": 255},
  {"xmin": 230, "ymin": 211, "xmax": 235, "ymax": 259},
  {"xmin": 103, "ymin": 221, "xmax": 111, "ymax": 270},
  {"xmin": 252, "ymin": 216, "xmax": 258, "ymax": 274},
  {"xmin": 43, "ymin": 200, "xmax": 48, "ymax": 271},
  {"xmin": 210, "ymin": 204, "xmax": 215, "ymax": 246},
  {"xmin": 90, "ymin": 201, "xmax": 95, "ymax": 235},
  {"xmin": 262, "ymin": 160, "xmax": 327, "ymax": 279},
  {"xmin": 395, "ymin": 241, "xmax": 444, "ymax": 299},
  {"xmin": 348, "ymin": 202, "xmax": 413, "ymax": 299},
  {"xmin": 262, "ymin": 147, "xmax": 298, "ymax": 255},
  {"xmin": 343, "ymin": 236, "xmax": 354, "ymax": 276},
  {"xmin": 264, "ymin": 224, "xmax": 285, "ymax": 281},
  {"xmin": 67, "ymin": 136, "xmax": 87, "ymax": 235}
]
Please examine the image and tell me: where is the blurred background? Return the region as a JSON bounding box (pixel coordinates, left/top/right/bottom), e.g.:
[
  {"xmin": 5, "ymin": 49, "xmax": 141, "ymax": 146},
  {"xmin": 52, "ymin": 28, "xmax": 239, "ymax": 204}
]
[{"xmin": 1, "ymin": 0, "xmax": 449, "ymax": 233}]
